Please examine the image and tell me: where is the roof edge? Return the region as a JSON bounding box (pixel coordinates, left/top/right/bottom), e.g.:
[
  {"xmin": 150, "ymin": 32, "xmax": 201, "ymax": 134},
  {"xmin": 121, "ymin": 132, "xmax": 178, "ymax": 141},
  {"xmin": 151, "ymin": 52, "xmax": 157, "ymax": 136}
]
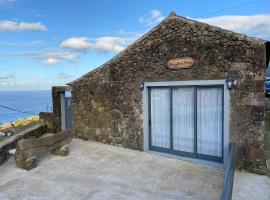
[
  {"xmin": 68, "ymin": 11, "xmax": 267, "ymax": 85},
  {"xmin": 170, "ymin": 14, "xmax": 266, "ymax": 44}
]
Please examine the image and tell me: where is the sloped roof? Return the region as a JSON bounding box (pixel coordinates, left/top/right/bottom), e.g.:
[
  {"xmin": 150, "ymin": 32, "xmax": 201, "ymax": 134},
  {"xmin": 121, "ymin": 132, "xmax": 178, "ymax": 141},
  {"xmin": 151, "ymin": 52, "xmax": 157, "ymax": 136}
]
[{"xmin": 68, "ymin": 12, "xmax": 267, "ymax": 85}]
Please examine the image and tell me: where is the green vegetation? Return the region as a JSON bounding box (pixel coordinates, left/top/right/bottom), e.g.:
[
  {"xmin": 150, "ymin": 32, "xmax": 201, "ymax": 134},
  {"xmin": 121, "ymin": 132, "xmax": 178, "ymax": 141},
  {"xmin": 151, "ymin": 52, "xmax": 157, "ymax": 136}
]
[
  {"xmin": 0, "ymin": 116, "xmax": 40, "ymax": 143},
  {"xmin": 0, "ymin": 115, "xmax": 40, "ymax": 131}
]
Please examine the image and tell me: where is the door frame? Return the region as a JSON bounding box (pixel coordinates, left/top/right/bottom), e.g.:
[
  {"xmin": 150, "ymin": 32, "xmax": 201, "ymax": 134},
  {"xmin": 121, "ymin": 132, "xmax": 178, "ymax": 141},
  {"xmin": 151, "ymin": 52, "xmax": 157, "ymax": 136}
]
[
  {"xmin": 65, "ymin": 96, "xmax": 72, "ymax": 129},
  {"xmin": 60, "ymin": 91, "xmax": 72, "ymax": 130},
  {"xmin": 143, "ymin": 80, "xmax": 230, "ymax": 168}
]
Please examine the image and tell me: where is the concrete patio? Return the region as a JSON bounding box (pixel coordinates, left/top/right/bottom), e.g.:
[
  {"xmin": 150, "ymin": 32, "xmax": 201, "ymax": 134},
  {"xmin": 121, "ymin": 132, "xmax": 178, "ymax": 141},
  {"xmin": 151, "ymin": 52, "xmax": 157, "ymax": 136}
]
[
  {"xmin": 232, "ymin": 171, "xmax": 270, "ymax": 200},
  {"xmin": 0, "ymin": 139, "xmax": 224, "ymax": 200}
]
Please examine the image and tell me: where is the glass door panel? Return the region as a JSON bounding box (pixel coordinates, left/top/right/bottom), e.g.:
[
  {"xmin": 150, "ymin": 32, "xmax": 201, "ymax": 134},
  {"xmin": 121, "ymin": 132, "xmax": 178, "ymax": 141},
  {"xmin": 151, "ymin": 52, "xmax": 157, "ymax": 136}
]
[
  {"xmin": 197, "ymin": 87, "xmax": 223, "ymax": 158},
  {"xmin": 150, "ymin": 88, "xmax": 171, "ymax": 149},
  {"xmin": 172, "ymin": 87, "xmax": 195, "ymax": 153}
]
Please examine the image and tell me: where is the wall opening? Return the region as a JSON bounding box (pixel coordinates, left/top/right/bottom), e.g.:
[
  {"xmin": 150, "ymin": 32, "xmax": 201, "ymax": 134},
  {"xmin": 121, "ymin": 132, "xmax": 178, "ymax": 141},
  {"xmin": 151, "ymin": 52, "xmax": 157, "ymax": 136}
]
[{"xmin": 143, "ymin": 80, "xmax": 230, "ymax": 167}]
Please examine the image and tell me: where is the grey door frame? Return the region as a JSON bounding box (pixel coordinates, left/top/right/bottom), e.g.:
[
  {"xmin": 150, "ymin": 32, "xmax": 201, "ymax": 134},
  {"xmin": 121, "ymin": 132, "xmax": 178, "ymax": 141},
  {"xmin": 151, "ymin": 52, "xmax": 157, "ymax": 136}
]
[
  {"xmin": 65, "ymin": 97, "xmax": 72, "ymax": 129},
  {"xmin": 60, "ymin": 92, "xmax": 66, "ymax": 130},
  {"xmin": 60, "ymin": 92, "xmax": 72, "ymax": 130},
  {"xmin": 143, "ymin": 80, "xmax": 230, "ymax": 168}
]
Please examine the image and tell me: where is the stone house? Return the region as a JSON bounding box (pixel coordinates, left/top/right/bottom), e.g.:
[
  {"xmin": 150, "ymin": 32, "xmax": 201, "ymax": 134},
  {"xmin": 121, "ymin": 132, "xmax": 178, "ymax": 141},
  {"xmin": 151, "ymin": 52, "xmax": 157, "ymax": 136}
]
[{"xmin": 53, "ymin": 12, "xmax": 270, "ymax": 172}]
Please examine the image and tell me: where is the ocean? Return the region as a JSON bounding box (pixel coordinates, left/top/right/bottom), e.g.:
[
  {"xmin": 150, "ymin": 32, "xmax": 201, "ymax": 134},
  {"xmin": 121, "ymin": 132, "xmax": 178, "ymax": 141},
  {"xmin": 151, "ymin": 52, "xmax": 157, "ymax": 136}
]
[{"xmin": 0, "ymin": 90, "xmax": 52, "ymax": 125}]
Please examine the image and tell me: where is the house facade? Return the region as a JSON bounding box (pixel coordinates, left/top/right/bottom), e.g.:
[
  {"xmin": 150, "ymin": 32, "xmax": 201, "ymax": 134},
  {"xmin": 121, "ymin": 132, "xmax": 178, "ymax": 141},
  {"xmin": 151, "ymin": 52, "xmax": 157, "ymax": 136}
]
[{"xmin": 64, "ymin": 13, "xmax": 269, "ymax": 171}]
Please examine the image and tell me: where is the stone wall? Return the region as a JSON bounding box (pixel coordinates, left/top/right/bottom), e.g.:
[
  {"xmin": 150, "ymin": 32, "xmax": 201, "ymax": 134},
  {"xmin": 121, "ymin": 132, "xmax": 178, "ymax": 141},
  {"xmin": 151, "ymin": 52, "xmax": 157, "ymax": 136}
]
[
  {"xmin": 39, "ymin": 112, "xmax": 56, "ymax": 132},
  {"xmin": 51, "ymin": 87, "xmax": 63, "ymax": 132},
  {"xmin": 0, "ymin": 124, "xmax": 47, "ymax": 165},
  {"xmin": 69, "ymin": 14, "xmax": 267, "ymax": 171}
]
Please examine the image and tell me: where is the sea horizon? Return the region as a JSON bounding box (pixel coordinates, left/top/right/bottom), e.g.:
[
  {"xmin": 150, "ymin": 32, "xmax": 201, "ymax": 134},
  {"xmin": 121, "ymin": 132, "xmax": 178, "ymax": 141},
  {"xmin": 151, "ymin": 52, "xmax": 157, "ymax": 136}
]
[{"xmin": 0, "ymin": 90, "xmax": 52, "ymax": 125}]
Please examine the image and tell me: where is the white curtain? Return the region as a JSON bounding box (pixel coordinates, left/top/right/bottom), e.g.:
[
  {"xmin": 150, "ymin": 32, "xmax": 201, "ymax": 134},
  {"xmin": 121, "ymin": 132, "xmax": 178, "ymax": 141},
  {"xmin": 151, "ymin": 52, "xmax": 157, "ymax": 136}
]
[
  {"xmin": 151, "ymin": 88, "xmax": 170, "ymax": 148},
  {"xmin": 197, "ymin": 88, "xmax": 223, "ymax": 157},
  {"xmin": 172, "ymin": 88, "xmax": 194, "ymax": 153}
]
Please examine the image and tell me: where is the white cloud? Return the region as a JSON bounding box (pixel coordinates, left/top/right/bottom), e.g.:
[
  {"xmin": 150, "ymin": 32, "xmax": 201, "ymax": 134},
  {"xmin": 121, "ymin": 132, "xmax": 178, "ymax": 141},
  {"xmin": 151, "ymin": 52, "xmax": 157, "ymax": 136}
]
[
  {"xmin": 42, "ymin": 52, "xmax": 80, "ymax": 65},
  {"xmin": 0, "ymin": 20, "xmax": 47, "ymax": 32},
  {"xmin": 57, "ymin": 52, "xmax": 80, "ymax": 60},
  {"xmin": 42, "ymin": 57, "xmax": 60, "ymax": 65},
  {"xmin": 94, "ymin": 37, "xmax": 127, "ymax": 53},
  {"xmin": 197, "ymin": 14, "xmax": 270, "ymax": 39},
  {"xmin": 60, "ymin": 36, "xmax": 129, "ymax": 53},
  {"xmin": 60, "ymin": 37, "xmax": 91, "ymax": 51},
  {"xmin": 0, "ymin": 50, "xmax": 80, "ymax": 65},
  {"xmin": 19, "ymin": 22, "xmax": 47, "ymax": 31},
  {"xmin": 139, "ymin": 9, "xmax": 165, "ymax": 26}
]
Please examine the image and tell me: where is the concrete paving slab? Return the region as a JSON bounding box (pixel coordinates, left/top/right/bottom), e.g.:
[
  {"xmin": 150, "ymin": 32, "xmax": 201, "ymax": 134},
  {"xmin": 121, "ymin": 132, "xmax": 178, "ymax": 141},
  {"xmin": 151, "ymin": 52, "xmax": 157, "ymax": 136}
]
[
  {"xmin": 0, "ymin": 139, "xmax": 224, "ymax": 200},
  {"xmin": 232, "ymin": 171, "xmax": 270, "ymax": 200}
]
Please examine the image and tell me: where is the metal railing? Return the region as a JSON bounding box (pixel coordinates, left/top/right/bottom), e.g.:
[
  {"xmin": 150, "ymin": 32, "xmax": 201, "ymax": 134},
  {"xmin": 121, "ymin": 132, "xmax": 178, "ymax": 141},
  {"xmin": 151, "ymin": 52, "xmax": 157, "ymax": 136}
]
[{"xmin": 221, "ymin": 143, "xmax": 236, "ymax": 200}]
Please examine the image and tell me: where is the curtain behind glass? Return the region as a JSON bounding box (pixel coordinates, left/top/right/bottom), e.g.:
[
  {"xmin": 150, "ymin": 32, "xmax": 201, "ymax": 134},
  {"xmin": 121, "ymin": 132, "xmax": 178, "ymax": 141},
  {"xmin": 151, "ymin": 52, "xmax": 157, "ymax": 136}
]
[
  {"xmin": 172, "ymin": 87, "xmax": 195, "ymax": 153},
  {"xmin": 150, "ymin": 88, "xmax": 170, "ymax": 148},
  {"xmin": 197, "ymin": 88, "xmax": 223, "ymax": 157}
]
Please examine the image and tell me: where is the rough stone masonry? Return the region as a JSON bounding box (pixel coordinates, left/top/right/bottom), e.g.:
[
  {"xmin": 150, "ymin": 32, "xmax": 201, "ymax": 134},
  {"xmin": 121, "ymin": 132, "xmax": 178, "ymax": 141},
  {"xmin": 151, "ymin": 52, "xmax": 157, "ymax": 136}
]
[{"xmin": 68, "ymin": 13, "xmax": 269, "ymax": 172}]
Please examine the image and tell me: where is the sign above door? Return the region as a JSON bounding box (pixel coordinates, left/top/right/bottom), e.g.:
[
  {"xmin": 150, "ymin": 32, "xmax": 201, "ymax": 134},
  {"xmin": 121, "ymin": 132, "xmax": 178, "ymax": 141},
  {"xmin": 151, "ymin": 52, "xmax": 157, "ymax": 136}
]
[{"xmin": 167, "ymin": 57, "xmax": 195, "ymax": 69}]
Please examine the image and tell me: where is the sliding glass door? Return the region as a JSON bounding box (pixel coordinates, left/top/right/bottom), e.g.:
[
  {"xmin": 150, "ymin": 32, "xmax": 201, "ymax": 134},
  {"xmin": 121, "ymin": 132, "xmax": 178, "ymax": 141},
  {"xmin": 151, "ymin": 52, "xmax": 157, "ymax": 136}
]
[{"xmin": 149, "ymin": 86, "xmax": 224, "ymax": 163}]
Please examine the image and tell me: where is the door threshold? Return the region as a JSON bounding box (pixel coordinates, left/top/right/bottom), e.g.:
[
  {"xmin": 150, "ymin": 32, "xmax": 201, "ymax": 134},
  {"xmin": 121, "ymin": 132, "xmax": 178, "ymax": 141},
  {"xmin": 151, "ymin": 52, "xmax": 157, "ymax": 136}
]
[{"xmin": 148, "ymin": 150, "xmax": 225, "ymax": 169}]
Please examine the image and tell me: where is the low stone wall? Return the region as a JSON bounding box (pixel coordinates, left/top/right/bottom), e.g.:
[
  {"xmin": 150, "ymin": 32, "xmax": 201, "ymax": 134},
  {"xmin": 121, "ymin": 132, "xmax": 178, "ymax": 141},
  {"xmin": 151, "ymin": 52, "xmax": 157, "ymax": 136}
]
[
  {"xmin": 16, "ymin": 130, "xmax": 72, "ymax": 170},
  {"xmin": 0, "ymin": 124, "xmax": 47, "ymax": 165}
]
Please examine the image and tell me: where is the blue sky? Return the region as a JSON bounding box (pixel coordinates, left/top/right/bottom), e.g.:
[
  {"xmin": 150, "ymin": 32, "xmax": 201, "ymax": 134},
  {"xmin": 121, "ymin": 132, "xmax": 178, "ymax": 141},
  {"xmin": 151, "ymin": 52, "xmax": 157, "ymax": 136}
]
[{"xmin": 0, "ymin": 0, "xmax": 269, "ymax": 90}]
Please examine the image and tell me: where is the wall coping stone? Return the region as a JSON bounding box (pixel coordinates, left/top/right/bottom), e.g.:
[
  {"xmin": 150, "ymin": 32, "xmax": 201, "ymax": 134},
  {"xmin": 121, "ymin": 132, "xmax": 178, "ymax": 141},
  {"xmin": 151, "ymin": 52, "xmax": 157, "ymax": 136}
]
[
  {"xmin": 0, "ymin": 124, "xmax": 44, "ymax": 151},
  {"xmin": 52, "ymin": 86, "xmax": 72, "ymax": 93}
]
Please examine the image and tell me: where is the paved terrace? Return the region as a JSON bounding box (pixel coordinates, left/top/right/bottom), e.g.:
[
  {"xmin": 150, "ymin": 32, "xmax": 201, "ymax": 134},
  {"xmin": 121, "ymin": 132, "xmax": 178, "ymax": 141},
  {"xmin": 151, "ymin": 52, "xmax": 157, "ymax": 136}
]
[{"xmin": 0, "ymin": 139, "xmax": 224, "ymax": 200}]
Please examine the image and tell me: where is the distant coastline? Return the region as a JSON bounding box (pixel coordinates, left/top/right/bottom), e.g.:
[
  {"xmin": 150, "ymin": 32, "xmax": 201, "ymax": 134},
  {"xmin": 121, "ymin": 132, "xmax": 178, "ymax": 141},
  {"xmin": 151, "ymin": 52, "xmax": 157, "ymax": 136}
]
[
  {"xmin": 0, "ymin": 115, "xmax": 39, "ymax": 131},
  {"xmin": 0, "ymin": 115, "xmax": 40, "ymax": 142}
]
